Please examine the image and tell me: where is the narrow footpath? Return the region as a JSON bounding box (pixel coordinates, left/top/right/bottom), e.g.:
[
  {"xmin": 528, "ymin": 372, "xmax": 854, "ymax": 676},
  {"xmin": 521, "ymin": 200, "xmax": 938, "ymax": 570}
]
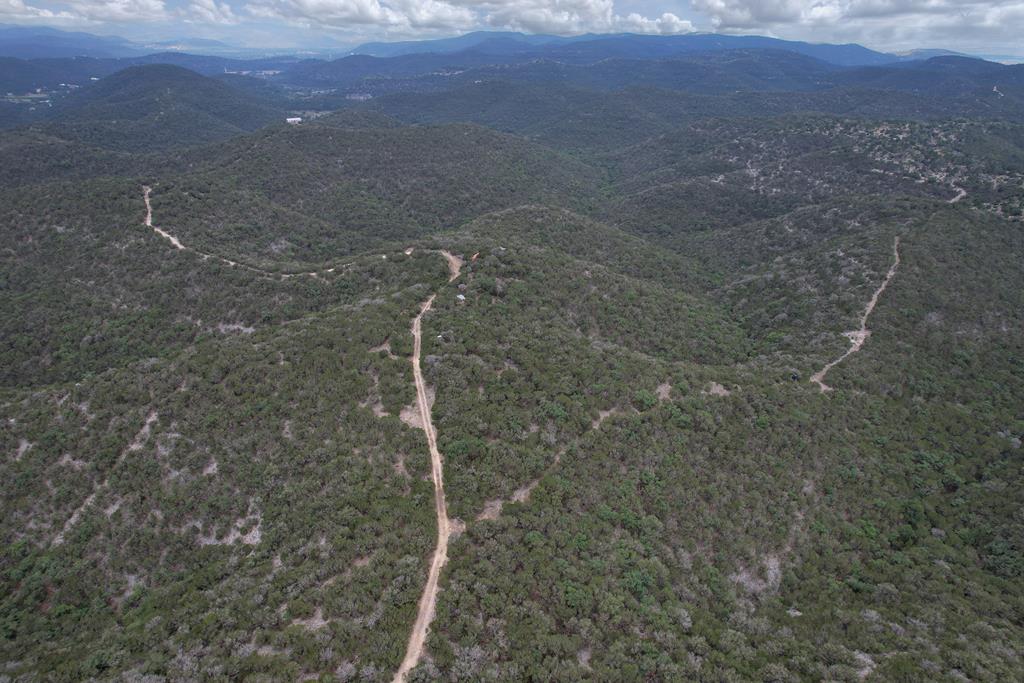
[
  {"xmin": 142, "ymin": 185, "xmax": 348, "ymax": 279},
  {"xmin": 811, "ymin": 236, "xmax": 901, "ymax": 392}
]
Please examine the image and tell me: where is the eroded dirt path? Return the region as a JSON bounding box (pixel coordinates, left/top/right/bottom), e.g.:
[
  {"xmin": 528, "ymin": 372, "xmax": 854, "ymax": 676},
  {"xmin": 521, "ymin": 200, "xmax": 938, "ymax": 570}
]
[
  {"xmin": 440, "ymin": 250, "xmax": 462, "ymax": 282},
  {"xmin": 811, "ymin": 236, "xmax": 901, "ymax": 392},
  {"xmin": 392, "ymin": 294, "xmax": 450, "ymax": 683},
  {"xmin": 143, "ymin": 187, "xmax": 186, "ymax": 249},
  {"xmin": 144, "ymin": 186, "xmax": 217, "ymax": 257}
]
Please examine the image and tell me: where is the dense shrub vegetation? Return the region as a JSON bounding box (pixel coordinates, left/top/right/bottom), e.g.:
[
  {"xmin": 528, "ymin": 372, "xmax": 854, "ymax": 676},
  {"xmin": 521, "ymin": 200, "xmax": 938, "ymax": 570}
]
[{"xmin": 1, "ymin": 58, "xmax": 1022, "ymax": 682}]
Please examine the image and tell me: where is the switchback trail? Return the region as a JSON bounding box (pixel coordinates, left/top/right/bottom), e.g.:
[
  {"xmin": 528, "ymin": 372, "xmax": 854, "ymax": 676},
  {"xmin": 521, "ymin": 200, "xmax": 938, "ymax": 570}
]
[
  {"xmin": 811, "ymin": 236, "xmax": 901, "ymax": 392},
  {"xmin": 393, "ymin": 293, "xmax": 450, "ymax": 683}
]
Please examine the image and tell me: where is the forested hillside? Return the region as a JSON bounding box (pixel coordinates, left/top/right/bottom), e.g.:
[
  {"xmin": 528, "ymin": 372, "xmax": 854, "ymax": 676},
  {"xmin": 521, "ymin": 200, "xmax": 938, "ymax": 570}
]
[
  {"xmin": 41, "ymin": 65, "xmax": 285, "ymax": 151},
  {"xmin": 1, "ymin": 38, "xmax": 1023, "ymax": 683}
]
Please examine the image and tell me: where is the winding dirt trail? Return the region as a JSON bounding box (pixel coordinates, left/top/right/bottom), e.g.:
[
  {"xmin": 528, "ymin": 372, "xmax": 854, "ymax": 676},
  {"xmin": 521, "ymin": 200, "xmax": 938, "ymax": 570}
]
[
  {"xmin": 811, "ymin": 236, "xmax": 901, "ymax": 392},
  {"xmin": 142, "ymin": 186, "xmax": 351, "ymax": 279},
  {"xmin": 392, "ymin": 294, "xmax": 450, "ymax": 683},
  {"xmin": 143, "ymin": 186, "xmax": 186, "ymax": 250}
]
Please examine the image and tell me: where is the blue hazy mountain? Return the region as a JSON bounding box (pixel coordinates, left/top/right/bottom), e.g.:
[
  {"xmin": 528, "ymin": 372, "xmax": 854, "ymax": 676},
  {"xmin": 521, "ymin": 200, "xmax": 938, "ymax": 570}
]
[
  {"xmin": 352, "ymin": 31, "xmax": 573, "ymax": 57},
  {"xmin": 353, "ymin": 31, "xmax": 901, "ymax": 66},
  {"xmin": 0, "ymin": 25, "xmax": 145, "ymax": 59}
]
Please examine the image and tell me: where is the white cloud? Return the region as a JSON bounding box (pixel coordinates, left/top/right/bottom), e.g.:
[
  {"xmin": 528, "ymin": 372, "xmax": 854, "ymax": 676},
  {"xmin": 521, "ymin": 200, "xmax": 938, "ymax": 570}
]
[
  {"xmin": 391, "ymin": 0, "xmax": 474, "ymax": 28},
  {"xmin": 477, "ymin": 0, "xmax": 691, "ymax": 34},
  {"xmin": 246, "ymin": 0, "xmax": 466, "ymax": 29},
  {"xmin": 0, "ymin": 0, "xmax": 82, "ymax": 22},
  {"xmin": 0, "ymin": 0, "xmax": 169, "ymax": 24},
  {"xmin": 246, "ymin": 0, "xmax": 399, "ymax": 25},
  {"xmin": 65, "ymin": 0, "xmax": 168, "ymax": 22},
  {"xmin": 616, "ymin": 11, "xmax": 693, "ymax": 33},
  {"xmin": 482, "ymin": 0, "xmax": 615, "ymax": 33},
  {"xmin": 689, "ymin": 0, "xmax": 1024, "ymax": 51},
  {"xmin": 1, "ymin": 0, "xmax": 1017, "ymax": 54},
  {"xmin": 185, "ymin": 0, "xmax": 238, "ymax": 23},
  {"xmin": 244, "ymin": 0, "xmax": 692, "ymax": 35}
]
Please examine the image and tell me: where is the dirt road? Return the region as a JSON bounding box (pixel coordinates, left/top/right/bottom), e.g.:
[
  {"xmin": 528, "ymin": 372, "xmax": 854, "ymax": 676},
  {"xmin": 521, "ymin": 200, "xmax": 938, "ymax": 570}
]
[
  {"xmin": 144, "ymin": 182, "xmax": 457, "ymax": 679},
  {"xmin": 811, "ymin": 236, "xmax": 901, "ymax": 392},
  {"xmin": 392, "ymin": 294, "xmax": 450, "ymax": 683}
]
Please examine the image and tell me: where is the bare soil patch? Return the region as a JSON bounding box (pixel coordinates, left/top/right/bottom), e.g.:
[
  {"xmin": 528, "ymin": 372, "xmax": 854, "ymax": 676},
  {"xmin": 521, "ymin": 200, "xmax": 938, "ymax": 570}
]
[
  {"xmin": 706, "ymin": 382, "xmax": 731, "ymax": 397},
  {"xmin": 440, "ymin": 250, "xmax": 463, "ymax": 281}
]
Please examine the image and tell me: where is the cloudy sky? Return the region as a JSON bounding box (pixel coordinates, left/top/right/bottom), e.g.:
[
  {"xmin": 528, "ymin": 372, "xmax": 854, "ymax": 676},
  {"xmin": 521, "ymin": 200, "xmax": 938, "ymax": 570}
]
[{"xmin": 2, "ymin": 0, "xmax": 1022, "ymax": 55}]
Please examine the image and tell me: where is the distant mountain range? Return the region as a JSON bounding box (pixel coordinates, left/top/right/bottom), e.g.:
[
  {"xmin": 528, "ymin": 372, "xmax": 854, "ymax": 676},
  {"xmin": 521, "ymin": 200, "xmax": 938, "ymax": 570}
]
[
  {"xmin": 5, "ymin": 47, "xmax": 1021, "ymax": 103},
  {"xmin": 0, "ymin": 24, "xmax": 340, "ymax": 60},
  {"xmin": 10, "ymin": 54, "xmax": 1020, "ymax": 152},
  {"xmin": 0, "ymin": 24, "xmax": 989, "ymax": 65},
  {"xmin": 0, "ymin": 25, "xmax": 144, "ymax": 59},
  {"xmin": 350, "ymin": 31, "xmax": 975, "ymax": 65},
  {"xmin": 351, "ymin": 31, "xmax": 572, "ymax": 58},
  {"xmin": 353, "ymin": 31, "xmax": 911, "ymax": 67},
  {"xmin": 2, "ymin": 24, "xmax": 1022, "ymax": 131}
]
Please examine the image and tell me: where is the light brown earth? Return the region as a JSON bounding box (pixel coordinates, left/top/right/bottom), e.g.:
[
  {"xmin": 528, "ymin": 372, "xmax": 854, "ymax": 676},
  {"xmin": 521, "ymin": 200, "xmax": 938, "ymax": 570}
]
[
  {"xmin": 591, "ymin": 408, "xmax": 620, "ymax": 429},
  {"xmin": 440, "ymin": 250, "xmax": 462, "ymax": 281},
  {"xmin": 656, "ymin": 382, "xmax": 672, "ymax": 400},
  {"xmin": 706, "ymin": 382, "xmax": 731, "ymax": 397}
]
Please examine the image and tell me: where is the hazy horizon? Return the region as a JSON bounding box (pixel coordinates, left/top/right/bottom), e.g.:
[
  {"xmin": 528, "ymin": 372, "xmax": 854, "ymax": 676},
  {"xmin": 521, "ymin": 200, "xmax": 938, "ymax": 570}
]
[{"xmin": 1, "ymin": 1, "xmax": 1022, "ymax": 57}]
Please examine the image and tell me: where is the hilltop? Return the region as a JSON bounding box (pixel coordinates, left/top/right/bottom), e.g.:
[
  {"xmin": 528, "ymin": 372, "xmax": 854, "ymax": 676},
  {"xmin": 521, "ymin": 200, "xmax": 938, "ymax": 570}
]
[{"xmin": 40, "ymin": 64, "xmax": 285, "ymax": 150}]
